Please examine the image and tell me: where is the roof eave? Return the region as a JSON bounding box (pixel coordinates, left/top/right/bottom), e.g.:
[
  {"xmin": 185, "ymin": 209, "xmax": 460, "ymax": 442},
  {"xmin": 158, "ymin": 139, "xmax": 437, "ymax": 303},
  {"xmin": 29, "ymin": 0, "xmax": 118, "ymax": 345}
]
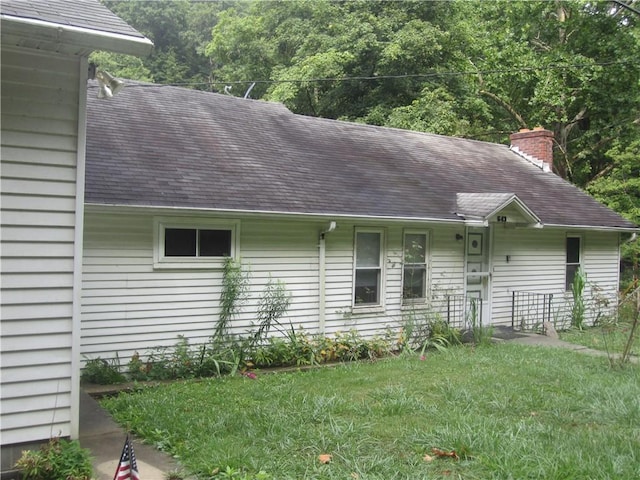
[
  {"xmin": 543, "ymin": 223, "xmax": 639, "ymax": 234},
  {"xmin": 1, "ymin": 14, "xmax": 153, "ymax": 56},
  {"xmin": 83, "ymin": 202, "xmax": 466, "ymax": 226}
]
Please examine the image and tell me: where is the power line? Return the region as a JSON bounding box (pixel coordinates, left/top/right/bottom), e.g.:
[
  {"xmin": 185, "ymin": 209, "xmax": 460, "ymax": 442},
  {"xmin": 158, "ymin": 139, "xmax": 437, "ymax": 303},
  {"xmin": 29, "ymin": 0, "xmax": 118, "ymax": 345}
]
[{"xmin": 116, "ymin": 60, "xmax": 637, "ymax": 89}]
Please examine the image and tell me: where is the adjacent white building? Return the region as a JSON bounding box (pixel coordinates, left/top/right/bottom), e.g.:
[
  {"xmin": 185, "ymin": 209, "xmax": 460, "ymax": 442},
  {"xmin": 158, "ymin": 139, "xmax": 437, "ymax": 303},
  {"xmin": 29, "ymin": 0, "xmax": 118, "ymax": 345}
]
[{"xmin": 0, "ymin": 0, "xmax": 151, "ymax": 472}]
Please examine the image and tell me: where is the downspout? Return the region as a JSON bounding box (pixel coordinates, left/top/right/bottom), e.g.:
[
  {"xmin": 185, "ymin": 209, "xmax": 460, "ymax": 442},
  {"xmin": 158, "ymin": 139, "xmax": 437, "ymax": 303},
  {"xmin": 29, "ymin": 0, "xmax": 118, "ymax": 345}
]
[
  {"xmin": 318, "ymin": 221, "xmax": 337, "ymax": 334},
  {"xmin": 70, "ymin": 57, "xmax": 89, "ymax": 440}
]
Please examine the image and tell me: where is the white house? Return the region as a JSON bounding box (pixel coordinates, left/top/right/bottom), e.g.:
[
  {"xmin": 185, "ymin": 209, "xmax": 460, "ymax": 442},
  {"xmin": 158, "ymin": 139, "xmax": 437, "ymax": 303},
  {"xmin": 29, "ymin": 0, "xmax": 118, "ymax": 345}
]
[
  {"xmin": 80, "ymin": 83, "xmax": 638, "ymax": 365},
  {"xmin": 0, "ymin": 0, "xmax": 151, "ymax": 473}
]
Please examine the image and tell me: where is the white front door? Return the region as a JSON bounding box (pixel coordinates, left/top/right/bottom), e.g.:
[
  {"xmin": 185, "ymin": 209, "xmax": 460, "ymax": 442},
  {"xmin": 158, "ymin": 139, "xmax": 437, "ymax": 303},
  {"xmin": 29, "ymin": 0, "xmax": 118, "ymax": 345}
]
[{"xmin": 465, "ymin": 228, "xmax": 490, "ymax": 325}]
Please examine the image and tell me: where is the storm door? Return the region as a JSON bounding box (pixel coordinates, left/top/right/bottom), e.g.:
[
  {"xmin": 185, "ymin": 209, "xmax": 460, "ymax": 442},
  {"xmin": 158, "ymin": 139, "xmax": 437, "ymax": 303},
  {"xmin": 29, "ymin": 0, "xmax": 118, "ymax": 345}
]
[{"xmin": 465, "ymin": 227, "xmax": 490, "ymax": 325}]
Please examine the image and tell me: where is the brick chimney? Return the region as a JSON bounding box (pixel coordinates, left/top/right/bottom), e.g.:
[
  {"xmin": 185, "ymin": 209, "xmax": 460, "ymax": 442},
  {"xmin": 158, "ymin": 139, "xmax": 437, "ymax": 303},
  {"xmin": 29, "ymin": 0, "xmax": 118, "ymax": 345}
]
[{"xmin": 509, "ymin": 127, "xmax": 554, "ymax": 173}]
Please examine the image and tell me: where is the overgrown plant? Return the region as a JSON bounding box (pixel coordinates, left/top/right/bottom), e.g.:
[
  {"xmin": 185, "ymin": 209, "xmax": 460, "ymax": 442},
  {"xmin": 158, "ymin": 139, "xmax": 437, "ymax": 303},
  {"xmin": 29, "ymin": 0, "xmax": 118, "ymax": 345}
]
[
  {"xmin": 81, "ymin": 355, "xmax": 126, "ymax": 384},
  {"xmin": 571, "ymin": 267, "xmax": 587, "ymax": 330},
  {"xmin": 620, "ymin": 287, "xmax": 640, "ymax": 363},
  {"xmin": 467, "ymin": 299, "xmax": 493, "ymax": 345},
  {"xmin": 252, "ymin": 277, "xmax": 292, "ymax": 344},
  {"xmin": 14, "ymin": 437, "xmax": 94, "ymax": 480},
  {"xmin": 216, "ymin": 257, "xmax": 249, "ymax": 341}
]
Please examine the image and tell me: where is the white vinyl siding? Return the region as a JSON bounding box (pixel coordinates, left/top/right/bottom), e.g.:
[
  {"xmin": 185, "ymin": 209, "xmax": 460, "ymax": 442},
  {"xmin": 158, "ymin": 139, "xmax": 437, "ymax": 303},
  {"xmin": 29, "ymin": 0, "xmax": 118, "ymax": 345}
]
[
  {"xmin": 491, "ymin": 227, "xmax": 620, "ymax": 327},
  {"xmin": 81, "ymin": 211, "xmax": 323, "ymax": 361},
  {"xmin": 81, "ymin": 208, "xmax": 623, "ymax": 363},
  {"xmin": 1, "ymin": 46, "xmax": 81, "ymax": 445},
  {"xmin": 81, "ymin": 212, "xmax": 470, "ymax": 363}
]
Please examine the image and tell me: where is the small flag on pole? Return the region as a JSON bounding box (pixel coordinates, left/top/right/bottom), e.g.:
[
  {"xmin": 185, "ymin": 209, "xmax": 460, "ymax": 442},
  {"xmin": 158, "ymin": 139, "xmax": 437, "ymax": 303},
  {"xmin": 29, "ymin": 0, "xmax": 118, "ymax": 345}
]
[{"xmin": 113, "ymin": 435, "xmax": 140, "ymax": 480}]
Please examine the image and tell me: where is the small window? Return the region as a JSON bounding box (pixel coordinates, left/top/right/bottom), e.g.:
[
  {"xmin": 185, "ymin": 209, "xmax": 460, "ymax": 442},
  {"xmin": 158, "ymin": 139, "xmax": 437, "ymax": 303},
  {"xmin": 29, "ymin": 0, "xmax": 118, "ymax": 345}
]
[
  {"xmin": 354, "ymin": 230, "xmax": 383, "ymax": 306},
  {"xmin": 164, "ymin": 228, "xmax": 232, "ymax": 257},
  {"xmin": 155, "ymin": 218, "xmax": 238, "ymax": 269},
  {"xmin": 566, "ymin": 236, "xmax": 581, "ymax": 290},
  {"xmin": 403, "ymin": 232, "xmax": 428, "ymax": 301}
]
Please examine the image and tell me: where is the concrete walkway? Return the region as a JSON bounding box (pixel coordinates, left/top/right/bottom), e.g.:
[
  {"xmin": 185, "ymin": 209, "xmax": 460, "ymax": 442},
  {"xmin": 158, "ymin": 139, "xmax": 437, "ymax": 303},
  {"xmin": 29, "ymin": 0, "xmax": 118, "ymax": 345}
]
[
  {"xmin": 492, "ymin": 325, "xmax": 639, "ymax": 363},
  {"xmin": 79, "ymin": 329, "xmax": 637, "ymax": 479},
  {"xmin": 79, "ymin": 390, "xmax": 188, "ymax": 479}
]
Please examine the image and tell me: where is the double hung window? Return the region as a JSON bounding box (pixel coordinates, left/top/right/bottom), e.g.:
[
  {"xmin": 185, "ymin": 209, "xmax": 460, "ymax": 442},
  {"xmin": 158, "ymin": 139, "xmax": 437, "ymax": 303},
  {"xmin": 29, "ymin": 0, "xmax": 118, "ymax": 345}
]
[
  {"xmin": 565, "ymin": 236, "xmax": 581, "ymax": 290},
  {"xmin": 354, "ymin": 230, "xmax": 383, "ymax": 306},
  {"xmin": 403, "ymin": 232, "xmax": 428, "ymax": 301}
]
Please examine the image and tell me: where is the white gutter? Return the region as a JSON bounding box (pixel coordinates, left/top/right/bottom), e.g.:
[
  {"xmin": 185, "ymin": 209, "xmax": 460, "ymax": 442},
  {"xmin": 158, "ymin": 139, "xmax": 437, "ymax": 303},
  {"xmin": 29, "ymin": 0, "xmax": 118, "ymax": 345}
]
[
  {"xmin": 83, "ymin": 203, "xmax": 467, "ymax": 226},
  {"xmin": 1, "ymin": 14, "xmax": 153, "ymax": 56},
  {"xmin": 543, "ymin": 223, "xmax": 639, "ymax": 233},
  {"xmin": 83, "ymin": 204, "xmax": 638, "ymax": 232}
]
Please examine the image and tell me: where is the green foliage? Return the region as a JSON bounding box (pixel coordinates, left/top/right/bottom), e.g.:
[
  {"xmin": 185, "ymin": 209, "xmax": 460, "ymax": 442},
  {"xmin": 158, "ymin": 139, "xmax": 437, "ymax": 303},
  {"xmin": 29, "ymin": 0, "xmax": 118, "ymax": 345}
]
[
  {"xmin": 14, "ymin": 437, "xmax": 94, "ymax": 480},
  {"xmin": 401, "ymin": 308, "xmax": 461, "ymax": 357},
  {"xmin": 81, "ymin": 355, "xmax": 126, "ymax": 384},
  {"xmin": 88, "ymin": 50, "xmax": 153, "ymax": 82},
  {"xmin": 250, "ymin": 329, "xmax": 393, "ymax": 368},
  {"xmin": 467, "ymin": 300, "xmax": 494, "ymax": 346},
  {"xmin": 127, "ymin": 336, "xmax": 237, "ymax": 382},
  {"xmin": 571, "ymin": 267, "xmax": 587, "ymax": 330},
  {"xmin": 101, "ymin": 0, "xmax": 222, "ymax": 87},
  {"xmin": 214, "ymin": 466, "xmax": 272, "ymax": 480},
  {"xmin": 252, "ymin": 277, "xmax": 292, "ymax": 343},
  {"xmin": 587, "ymin": 139, "xmax": 640, "ymax": 289},
  {"xmin": 216, "ymin": 257, "xmax": 249, "ymax": 341}
]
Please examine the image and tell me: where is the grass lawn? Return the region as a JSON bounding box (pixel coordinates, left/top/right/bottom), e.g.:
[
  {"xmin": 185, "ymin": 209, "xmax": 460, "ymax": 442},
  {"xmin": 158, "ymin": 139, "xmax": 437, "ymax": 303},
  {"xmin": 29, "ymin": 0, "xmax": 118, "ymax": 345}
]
[
  {"xmin": 102, "ymin": 344, "xmax": 640, "ymax": 479},
  {"xmin": 559, "ymin": 320, "xmax": 639, "ymax": 358}
]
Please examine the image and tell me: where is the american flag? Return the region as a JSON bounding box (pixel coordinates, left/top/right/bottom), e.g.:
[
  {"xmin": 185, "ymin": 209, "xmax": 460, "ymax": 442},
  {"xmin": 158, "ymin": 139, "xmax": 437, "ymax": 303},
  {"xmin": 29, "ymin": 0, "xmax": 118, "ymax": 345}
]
[{"xmin": 113, "ymin": 435, "xmax": 140, "ymax": 480}]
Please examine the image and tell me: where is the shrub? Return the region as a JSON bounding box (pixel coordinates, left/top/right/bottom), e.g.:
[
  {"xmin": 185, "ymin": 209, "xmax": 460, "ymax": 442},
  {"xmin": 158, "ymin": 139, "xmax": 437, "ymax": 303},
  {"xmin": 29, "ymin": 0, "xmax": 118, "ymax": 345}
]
[
  {"xmin": 14, "ymin": 437, "xmax": 93, "ymax": 480},
  {"xmin": 81, "ymin": 356, "xmax": 126, "ymax": 384}
]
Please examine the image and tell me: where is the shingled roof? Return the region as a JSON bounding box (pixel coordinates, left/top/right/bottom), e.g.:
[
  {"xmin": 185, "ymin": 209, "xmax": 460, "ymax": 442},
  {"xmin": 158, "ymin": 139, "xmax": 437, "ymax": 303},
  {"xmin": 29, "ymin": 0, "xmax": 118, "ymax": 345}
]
[
  {"xmin": 1, "ymin": 0, "xmax": 152, "ymax": 56},
  {"xmin": 85, "ymin": 81, "xmax": 636, "ymax": 231}
]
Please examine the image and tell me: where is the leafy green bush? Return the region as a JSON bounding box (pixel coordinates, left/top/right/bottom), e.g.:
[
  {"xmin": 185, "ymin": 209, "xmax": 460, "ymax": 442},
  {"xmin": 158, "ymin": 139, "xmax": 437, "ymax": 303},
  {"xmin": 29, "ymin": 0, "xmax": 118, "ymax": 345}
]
[
  {"xmin": 14, "ymin": 437, "xmax": 94, "ymax": 480},
  {"xmin": 249, "ymin": 329, "xmax": 393, "ymax": 368},
  {"xmin": 81, "ymin": 356, "xmax": 126, "ymax": 384},
  {"xmin": 128, "ymin": 336, "xmax": 237, "ymax": 381}
]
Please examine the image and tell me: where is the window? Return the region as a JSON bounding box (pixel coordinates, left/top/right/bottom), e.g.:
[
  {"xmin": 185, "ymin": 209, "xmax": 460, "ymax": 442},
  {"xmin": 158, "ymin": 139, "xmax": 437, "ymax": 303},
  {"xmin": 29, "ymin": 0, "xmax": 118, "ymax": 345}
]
[
  {"xmin": 566, "ymin": 236, "xmax": 581, "ymax": 290},
  {"xmin": 403, "ymin": 232, "xmax": 428, "ymax": 301},
  {"xmin": 354, "ymin": 230, "xmax": 383, "ymax": 306},
  {"xmin": 154, "ymin": 218, "xmax": 238, "ymax": 268},
  {"xmin": 164, "ymin": 228, "xmax": 231, "ymax": 257}
]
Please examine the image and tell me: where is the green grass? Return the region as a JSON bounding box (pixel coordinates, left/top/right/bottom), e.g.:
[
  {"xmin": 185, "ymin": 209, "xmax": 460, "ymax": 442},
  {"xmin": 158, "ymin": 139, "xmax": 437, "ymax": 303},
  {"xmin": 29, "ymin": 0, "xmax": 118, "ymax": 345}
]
[
  {"xmin": 559, "ymin": 320, "xmax": 639, "ymax": 358},
  {"xmin": 101, "ymin": 344, "xmax": 640, "ymax": 479}
]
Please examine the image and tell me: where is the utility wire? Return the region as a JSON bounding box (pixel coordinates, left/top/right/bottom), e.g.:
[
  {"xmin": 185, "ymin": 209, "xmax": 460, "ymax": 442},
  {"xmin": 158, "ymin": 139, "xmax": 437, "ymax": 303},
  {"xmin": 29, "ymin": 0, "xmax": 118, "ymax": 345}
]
[{"xmin": 114, "ymin": 60, "xmax": 636, "ymax": 89}]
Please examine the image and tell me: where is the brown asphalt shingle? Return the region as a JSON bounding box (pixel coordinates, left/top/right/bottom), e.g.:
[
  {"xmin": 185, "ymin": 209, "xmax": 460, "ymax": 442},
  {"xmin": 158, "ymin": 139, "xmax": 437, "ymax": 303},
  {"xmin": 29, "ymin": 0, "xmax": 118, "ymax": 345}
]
[{"xmin": 85, "ymin": 81, "xmax": 636, "ymax": 230}]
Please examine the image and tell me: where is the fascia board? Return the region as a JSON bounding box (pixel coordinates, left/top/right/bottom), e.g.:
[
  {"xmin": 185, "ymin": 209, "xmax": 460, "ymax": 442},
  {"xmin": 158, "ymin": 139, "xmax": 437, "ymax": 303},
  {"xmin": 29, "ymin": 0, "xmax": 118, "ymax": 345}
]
[
  {"xmin": 1, "ymin": 14, "xmax": 153, "ymax": 56},
  {"xmin": 83, "ymin": 203, "xmax": 466, "ymax": 226}
]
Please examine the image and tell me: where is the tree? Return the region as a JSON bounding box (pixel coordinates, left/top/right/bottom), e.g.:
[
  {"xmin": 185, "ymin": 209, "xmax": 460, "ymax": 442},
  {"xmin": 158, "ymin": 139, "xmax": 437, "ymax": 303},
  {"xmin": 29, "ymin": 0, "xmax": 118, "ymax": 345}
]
[
  {"xmin": 98, "ymin": 0, "xmax": 224, "ymax": 88},
  {"xmin": 205, "ymin": 1, "xmax": 639, "ymax": 185}
]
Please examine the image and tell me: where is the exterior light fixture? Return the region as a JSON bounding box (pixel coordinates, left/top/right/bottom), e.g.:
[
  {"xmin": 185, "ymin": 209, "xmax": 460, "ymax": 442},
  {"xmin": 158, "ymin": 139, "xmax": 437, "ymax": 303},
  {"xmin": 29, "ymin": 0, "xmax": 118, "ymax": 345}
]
[{"xmin": 88, "ymin": 63, "xmax": 125, "ymax": 99}]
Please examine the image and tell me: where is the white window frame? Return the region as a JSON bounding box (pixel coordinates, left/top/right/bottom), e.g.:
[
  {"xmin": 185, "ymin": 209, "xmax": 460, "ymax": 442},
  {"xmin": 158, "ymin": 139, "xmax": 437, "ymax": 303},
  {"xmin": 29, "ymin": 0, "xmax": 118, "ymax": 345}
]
[
  {"xmin": 565, "ymin": 234, "xmax": 582, "ymax": 291},
  {"xmin": 402, "ymin": 230, "xmax": 430, "ymax": 304},
  {"xmin": 154, "ymin": 217, "xmax": 240, "ymax": 269},
  {"xmin": 353, "ymin": 228, "xmax": 385, "ymax": 309}
]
